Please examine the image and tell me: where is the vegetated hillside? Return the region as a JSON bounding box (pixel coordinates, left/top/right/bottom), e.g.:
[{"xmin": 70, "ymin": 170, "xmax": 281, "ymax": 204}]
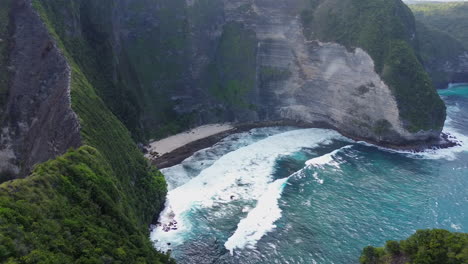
[
  {"xmin": 301, "ymin": 0, "xmax": 445, "ymax": 133},
  {"xmin": 0, "ymin": 0, "xmax": 173, "ymax": 263},
  {"xmin": 409, "ymin": 2, "xmax": 468, "ymax": 88},
  {"xmin": 410, "ymin": 2, "xmax": 468, "ymax": 49},
  {"xmin": 360, "ymin": 229, "xmax": 468, "ymax": 264},
  {"xmin": 0, "ymin": 147, "xmax": 173, "ymax": 263}
]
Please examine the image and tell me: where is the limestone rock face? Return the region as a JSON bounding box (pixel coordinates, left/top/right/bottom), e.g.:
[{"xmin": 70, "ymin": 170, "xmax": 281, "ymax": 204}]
[
  {"xmin": 217, "ymin": 0, "xmax": 441, "ymax": 144},
  {"xmin": 0, "ymin": 0, "xmax": 81, "ymax": 178}
]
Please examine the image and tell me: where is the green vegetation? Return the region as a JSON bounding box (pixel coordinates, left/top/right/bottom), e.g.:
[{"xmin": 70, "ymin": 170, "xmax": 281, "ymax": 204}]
[
  {"xmin": 29, "ymin": 0, "xmax": 146, "ymax": 141},
  {"xmin": 360, "ymin": 229, "xmax": 468, "ymax": 264},
  {"xmin": 409, "ymin": 2, "xmax": 468, "ymax": 88},
  {"xmin": 123, "ymin": 0, "xmax": 194, "ymax": 140},
  {"xmin": 206, "ymin": 22, "xmax": 257, "ymax": 109},
  {"xmin": 416, "ymin": 21, "xmax": 465, "ymax": 88},
  {"xmin": 30, "ymin": 0, "xmax": 194, "ymax": 141},
  {"xmin": 0, "ymin": 147, "xmax": 173, "ymax": 263},
  {"xmin": 259, "ymin": 66, "xmax": 292, "ymax": 85},
  {"xmin": 410, "ymin": 2, "xmax": 468, "ymax": 49},
  {"xmin": 383, "ymin": 40, "xmax": 445, "ymax": 132},
  {"xmin": 0, "ymin": 0, "xmax": 11, "ymax": 118},
  {"xmin": 301, "ymin": 0, "xmax": 446, "ymax": 132},
  {"xmin": 0, "ymin": 1, "xmax": 174, "ymax": 263}
]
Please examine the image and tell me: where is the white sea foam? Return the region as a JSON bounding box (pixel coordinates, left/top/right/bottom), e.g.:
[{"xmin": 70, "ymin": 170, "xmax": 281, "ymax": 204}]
[
  {"xmin": 409, "ymin": 104, "xmax": 468, "ymax": 160},
  {"xmin": 224, "ymin": 145, "xmax": 352, "ymax": 254},
  {"xmin": 417, "ymin": 126, "xmax": 468, "ymax": 160},
  {"xmin": 224, "ymin": 177, "xmax": 289, "ymax": 254},
  {"xmin": 161, "ymin": 127, "xmax": 297, "ymax": 191},
  {"xmin": 451, "ymin": 223, "xmax": 462, "ymax": 231},
  {"xmin": 312, "ymin": 172, "xmax": 324, "ymax": 184},
  {"xmin": 305, "ymin": 146, "xmax": 351, "ymax": 168},
  {"xmin": 151, "ymin": 128, "xmax": 344, "ymax": 252},
  {"xmin": 355, "ymin": 105, "xmax": 468, "ymax": 161}
]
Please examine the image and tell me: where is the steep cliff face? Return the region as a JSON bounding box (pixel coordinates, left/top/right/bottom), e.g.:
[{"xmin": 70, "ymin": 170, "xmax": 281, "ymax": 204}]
[
  {"xmin": 0, "ymin": 0, "xmax": 81, "ymax": 179},
  {"xmin": 25, "ymin": 0, "xmax": 445, "ymax": 146},
  {"xmin": 409, "ymin": 2, "xmax": 468, "ymax": 88},
  {"xmin": 416, "ymin": 23, "xmax": 468, "ymax": 89},
  {"xmin": 0, "ymin": 0, "xmax": 172, "ymax": 262},
  {"xmin": 0, "ymin": 0, "xmax": 448, "ymax": 177},
  {"xmin": 219, "ymin": 0, "xmax": 444, "ymax": 144}
]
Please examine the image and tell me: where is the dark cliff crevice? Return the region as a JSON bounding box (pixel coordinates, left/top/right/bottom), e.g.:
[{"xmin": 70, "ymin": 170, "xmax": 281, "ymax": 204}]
[{"xmin": 0, "ymin": 0, "xmax": 82, "ymax": 180}]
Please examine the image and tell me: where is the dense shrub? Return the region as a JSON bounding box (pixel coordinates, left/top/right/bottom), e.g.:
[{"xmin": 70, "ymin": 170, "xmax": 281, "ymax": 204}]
[
  {"xmin": 0, "ymin": 147, "xmax": 174, "ymax": 263},
  {"xmin": 360, "ymin": 229, "xmax": 468, "ymax": 264}
]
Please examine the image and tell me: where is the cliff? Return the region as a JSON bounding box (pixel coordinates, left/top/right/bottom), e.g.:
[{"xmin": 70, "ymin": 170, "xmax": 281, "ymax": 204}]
[
  {"xmin": 0, "ymin": 0, "xmax": 171, "ymax": 262},
  {"xmin": 0, "ymin": 0, "xmax": 81, "ymax": 179},
  {"xmin": 13, "ymin": 0, "xmax": 445, "ymax": 147},
  {"xmin": 409, "ymin": 2, "xmax": 468, "ymax": 88},
  {"xmin": 0, "ymin": 0, "xmax": 451, "ymax": 262}
]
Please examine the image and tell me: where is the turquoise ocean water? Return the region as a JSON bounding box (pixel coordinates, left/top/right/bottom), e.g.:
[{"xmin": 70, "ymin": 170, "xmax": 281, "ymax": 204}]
[{"xmin": 151, "ymin": 85, "xmax": 468, "ymax": 264}]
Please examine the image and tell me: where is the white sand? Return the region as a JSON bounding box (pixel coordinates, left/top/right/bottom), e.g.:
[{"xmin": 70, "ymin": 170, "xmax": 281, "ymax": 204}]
[{"xmin": 146, "ymin": 124, "xmax": 234, "ymax": 157}]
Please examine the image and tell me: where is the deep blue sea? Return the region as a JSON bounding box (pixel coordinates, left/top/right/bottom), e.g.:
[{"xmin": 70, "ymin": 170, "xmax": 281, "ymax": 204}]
[{"xmin": 151, "ymin": 85, "xmax": 468, "ymax": 264}]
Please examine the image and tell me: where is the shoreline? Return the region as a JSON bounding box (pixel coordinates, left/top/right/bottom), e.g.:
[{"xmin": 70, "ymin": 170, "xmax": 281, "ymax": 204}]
[
  {"xmin": 146, "ymin": 120, "xmax": 460, "ymax": 169},
  {"xmin": 145, "ymin": 124, "xmax": 234, "ymax": 159},
  {"xmin": 146, "ymin": 120, "xmax": 321, "ymax": 169}
]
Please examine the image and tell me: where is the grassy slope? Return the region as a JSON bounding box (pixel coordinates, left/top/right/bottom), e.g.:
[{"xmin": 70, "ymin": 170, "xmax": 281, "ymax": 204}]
[
  {"xmin": 360, "ymin": 229, "xmax": 468, "ymax": 264},
  {"xmin": 302, "ymin": 0, "xmax": 446, "ymax": 133},
  {"xmin": 0, "ymin": 1, "xmax": 173, "ymax": 263}
]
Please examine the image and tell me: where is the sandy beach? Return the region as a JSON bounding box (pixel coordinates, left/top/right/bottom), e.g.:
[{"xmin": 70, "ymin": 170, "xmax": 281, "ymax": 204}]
[
  {"xmin": 145, "ymin": 120, "xmax": 322, "ymax": 169},
  {"xmin": 145, "ymin": 124, "xmax": 234, "ymax": 159}
]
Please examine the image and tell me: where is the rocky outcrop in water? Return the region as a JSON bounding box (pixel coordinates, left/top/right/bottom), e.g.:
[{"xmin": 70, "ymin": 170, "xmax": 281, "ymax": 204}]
[{"xmin": 0, "ymin": 0, "xmax": 81, "ymax": 179}]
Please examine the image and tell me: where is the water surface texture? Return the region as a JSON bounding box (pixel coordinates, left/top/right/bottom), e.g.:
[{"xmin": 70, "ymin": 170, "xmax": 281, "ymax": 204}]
[{"xmin": 151, "ymin": 85, "xmax": 468, "ymax": 264}]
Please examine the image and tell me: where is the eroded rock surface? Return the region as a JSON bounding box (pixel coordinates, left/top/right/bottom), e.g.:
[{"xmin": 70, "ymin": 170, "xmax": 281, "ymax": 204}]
[
  {"xmin": 0, "ymin": 0, "xmax": 81, "ymax": 178},
  {"xmin": 218, "ymin": 0, "xmax": 441, "ymax": 144}
]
